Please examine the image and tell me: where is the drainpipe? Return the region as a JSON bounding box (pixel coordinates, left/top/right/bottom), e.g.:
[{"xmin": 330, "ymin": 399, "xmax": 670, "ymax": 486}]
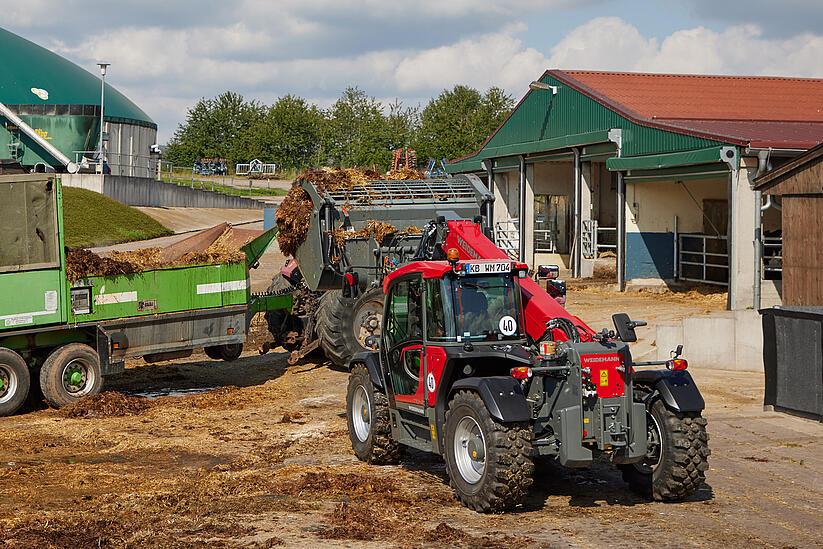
[
  {"xmin": 0, "ymin": 101, "xmax": 79, "ymax": 173},
  {"xmin": 518, "ymin": 155, "xmax": 527, "ymax": 262},
  {"xmin": 753, "ymin": 150, "xmax": 772, "ymax": 311},
  {"xmin": 616, "ymin": 171, "xmax": 626, "ymax": 291},
  {"xmin": 572, "ymin": 147, "xmax": 581, "ymax": 278}
]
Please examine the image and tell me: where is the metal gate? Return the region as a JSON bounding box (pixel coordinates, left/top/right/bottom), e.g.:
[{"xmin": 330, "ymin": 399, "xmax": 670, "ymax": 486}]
[
  {"xmin": 678, "ymin": 234, "xmax": 728, "ymax": 286},
  {"xmin": 581, "ymin": 220, "xmax": 596, "ymax": 260}
]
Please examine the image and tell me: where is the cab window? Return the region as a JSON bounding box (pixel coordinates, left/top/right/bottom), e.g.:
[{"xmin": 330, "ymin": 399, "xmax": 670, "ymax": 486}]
[{"xmin": 384, "ymin": 278, "xmax": 423, "ymax": 348}]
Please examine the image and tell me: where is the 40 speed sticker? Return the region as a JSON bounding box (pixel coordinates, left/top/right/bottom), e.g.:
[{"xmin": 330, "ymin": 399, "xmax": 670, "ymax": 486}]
[
  {"xmin": 427, "ymin": 372, "xmax": 437, "ymax": 392},
  {"xmin": 499, "ymin": 315, "xmax": 517, "ymax": 336}
]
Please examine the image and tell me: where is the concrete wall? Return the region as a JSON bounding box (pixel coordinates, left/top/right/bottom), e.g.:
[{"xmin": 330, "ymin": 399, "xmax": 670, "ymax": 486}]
[
  {"xmin": 62, "ymin": 174, "xmax": 265, "ymax": 210},
  {"xmin": 655, "ymin": 309, "xmax": 763, "ymax": 371}
]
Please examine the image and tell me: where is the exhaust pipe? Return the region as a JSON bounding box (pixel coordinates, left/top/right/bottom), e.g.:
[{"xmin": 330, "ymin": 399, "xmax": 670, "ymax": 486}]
[{"xmin": 0, "ymin": 101, "xmax": 80, "ymax": 174}]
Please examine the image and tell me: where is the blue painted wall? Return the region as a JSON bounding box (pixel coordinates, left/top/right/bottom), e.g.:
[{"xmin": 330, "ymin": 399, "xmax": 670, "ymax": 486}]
[{"xmin": 626, "ymin": 232, "xmax": 675, "ymax": 280}]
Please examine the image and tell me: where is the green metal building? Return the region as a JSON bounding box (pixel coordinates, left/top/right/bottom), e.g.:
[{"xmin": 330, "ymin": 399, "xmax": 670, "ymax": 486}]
[
  {"xmin": 0, "ymin": 27, "xmax": 157, "ymax": 176},
  {"xmin": 447, "ymin": 69, "xmax": 823, "ymax": 310}
]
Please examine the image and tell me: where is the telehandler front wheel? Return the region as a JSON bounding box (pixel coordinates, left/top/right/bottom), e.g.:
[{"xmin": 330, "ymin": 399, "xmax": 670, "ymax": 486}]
[
  {"xmin": 444, "ymin": 390, "xmax": 534, "ymax": 513},
  {"xmin": 40, "ymin": 344, "xmax": 103, "ymax": 409},
  {"xmin": 0, "ymin": 348, "xmax": 30, "ymax": 416},
  {"xmin": 346, "ymin": 364, "xmax": 401, "ymax": 465},
  {"xmin": 620, "ymin": 398, "xmax": 710, "ymax": 501}
]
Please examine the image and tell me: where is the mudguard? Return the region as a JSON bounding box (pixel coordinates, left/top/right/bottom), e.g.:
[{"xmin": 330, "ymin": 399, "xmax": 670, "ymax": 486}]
[
  {"xmin": 348, "ymin": 351, "xmax": 384, "ymax": 389},
  {"xmin": 449, "ymin": 376, "xmax": 531, "ymax": 423},
  {"xmin": 633, "ymin": 369, "xmax": 705, "ymax": 413}
]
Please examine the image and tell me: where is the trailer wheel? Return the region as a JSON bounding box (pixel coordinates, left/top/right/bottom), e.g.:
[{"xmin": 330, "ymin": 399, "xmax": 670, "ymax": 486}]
[
  {"xmin": 317, "ymin": 288, "xmax": 383, "ymax": 368},
  {"xmin": 0, "ymin": 348, "xmax": 30, "ymax": 416},
  {"xmin": 444, "ymin": 390, "xmax": 534, "ymax": 513},
  {"xmin": 346, "ymin": 364, "xmax": 401, "ymax": 464},
  {"xmin": 620, "ymin": 398, "xmax": 709, "ymax": 501},
  {"xmin": 39, "ymin": 344, "xmax": 103, "ymax": 409},
  {"xmin": 204, "ymin": 344, "xmax": 243, "ymax": 362}
]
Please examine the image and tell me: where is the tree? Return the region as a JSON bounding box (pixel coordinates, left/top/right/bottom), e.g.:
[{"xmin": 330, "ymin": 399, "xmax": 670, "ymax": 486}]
[
  {"xmin": 323, "ymin": 87, "xmax": 394, "ymax": 168},
  {"xmin": 164, "ymin": 92, "xmax": 264, "ymax": 168},
  {"xmin": 414, "ymin": 85, "xmax": 514, "ymax": 162},
  {"xmin": 247, "ymin": 95, "xmax": 325, "ymax": 170}
]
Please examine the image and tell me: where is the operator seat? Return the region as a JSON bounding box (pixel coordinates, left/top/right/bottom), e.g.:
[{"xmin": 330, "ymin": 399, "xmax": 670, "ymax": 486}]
[{"xmin": 460, "ymin": 287, "xmax": 488, "ymax": 335}]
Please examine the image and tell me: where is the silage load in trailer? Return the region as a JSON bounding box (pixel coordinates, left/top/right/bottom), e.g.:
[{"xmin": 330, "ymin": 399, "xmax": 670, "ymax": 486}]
[{"xmin": 66, "ymin": 223, "xmax": 253, "ymax": 281}]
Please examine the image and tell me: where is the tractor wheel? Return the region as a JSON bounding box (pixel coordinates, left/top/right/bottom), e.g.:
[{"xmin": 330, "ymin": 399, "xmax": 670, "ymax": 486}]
[
  {"xmin": 39, "ymin": 344, "xmax": 103, "ymax": 409},
  {"xmin": 265, "ymin": 308, "xmax": 304, "ymax": 352},
  {"xmin": 444, "ymin": 390, "xmax": 534, "ymax": 513},
  {"xmin": 317, "ymin": 287, "xmax": 383, "ymax": 368},
  {"xmin": 620, "ymin": 398, "xmax": 710, "ymax": 501},
  {"xmin": 346, "ymin": 363, "xmax": 401, "ymax": 465},
  {"xmin": 204, "ymin": 344, "xmax": 243, "ymax": 362},
  {"xmin": 0, "ymin": 348, "xmax": 30, "ymax": 416}
]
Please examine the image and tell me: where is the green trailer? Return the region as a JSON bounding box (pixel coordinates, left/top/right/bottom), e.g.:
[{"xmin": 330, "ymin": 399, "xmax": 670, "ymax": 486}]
[{"xmin": 0, "ymin": 174, "xmax": 292, "ymax": 415}]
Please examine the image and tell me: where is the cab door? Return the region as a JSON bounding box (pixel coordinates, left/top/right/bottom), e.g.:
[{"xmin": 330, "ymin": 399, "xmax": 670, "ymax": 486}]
[{"xmin": 382, "ymin": 275, "xmax": 431, "ymax": 447}]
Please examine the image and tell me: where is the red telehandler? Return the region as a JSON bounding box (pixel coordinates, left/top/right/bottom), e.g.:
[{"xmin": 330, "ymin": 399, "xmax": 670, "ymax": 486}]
[{"xmin": 268, "ymin": 175, "xmax": 709, "ymax": 511}]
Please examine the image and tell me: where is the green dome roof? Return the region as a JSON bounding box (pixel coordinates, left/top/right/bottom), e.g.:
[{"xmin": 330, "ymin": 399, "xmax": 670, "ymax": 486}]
[{"xmin": 0, "ymin": 27, "xmax": 156, "ymax": 128}]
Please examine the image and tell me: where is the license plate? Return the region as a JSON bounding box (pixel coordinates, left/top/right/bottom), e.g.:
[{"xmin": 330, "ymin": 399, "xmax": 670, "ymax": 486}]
[{"xmin": 463, "ymin": 262, "xmax": 512, "ymax": 274}]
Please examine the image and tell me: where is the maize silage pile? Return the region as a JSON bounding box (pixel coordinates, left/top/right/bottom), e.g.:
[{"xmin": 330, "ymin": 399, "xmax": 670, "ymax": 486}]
[
  {"xmin": 66, "ymin": 224, "xmax": 249, "ymax": 281},
  {"xmin": 276, "ymin": 168, "xmax": 426, "ymax": 257}
]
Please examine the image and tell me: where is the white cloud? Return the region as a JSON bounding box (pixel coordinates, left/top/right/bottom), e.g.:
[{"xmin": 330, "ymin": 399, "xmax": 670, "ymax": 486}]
[{"xmin": 547, "ymin": 16, "xmax": 823, "ymax": 77}]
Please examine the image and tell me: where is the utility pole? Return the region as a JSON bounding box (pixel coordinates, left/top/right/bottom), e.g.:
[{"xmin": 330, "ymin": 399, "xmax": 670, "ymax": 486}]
[{"xmin": 97, "ymin": 63, "xmax": 110, "ymax": 175}]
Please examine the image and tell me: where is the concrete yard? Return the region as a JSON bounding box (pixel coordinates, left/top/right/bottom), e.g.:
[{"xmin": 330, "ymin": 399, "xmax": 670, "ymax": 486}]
[{"xmin": 1, "ymin": 282, "xmax": 820, "ymax": 548}]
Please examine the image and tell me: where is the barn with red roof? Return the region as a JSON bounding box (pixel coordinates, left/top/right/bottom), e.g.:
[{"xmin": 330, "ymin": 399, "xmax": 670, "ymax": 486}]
[{"xmin": 447, "ymin": 70, "xmax": 823, "ymax": 310}]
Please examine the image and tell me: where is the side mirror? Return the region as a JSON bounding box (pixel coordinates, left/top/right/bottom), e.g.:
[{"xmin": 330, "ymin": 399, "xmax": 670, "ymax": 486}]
[
  {"xmin": 536, "ymin": 264, "xmax": 560, "ymax": 280},
  {"xmin": 612, "ymin": 313, "xmax": 647, "ymax": 343}
]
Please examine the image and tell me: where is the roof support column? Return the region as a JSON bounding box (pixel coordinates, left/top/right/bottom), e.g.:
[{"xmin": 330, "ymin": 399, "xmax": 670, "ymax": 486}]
[
  {"xmin": 572, "ymin": 148, "xmax": 582, "ymax": 277},
  {"xmin": 484, "ymin": 160, "xmax": 494, "ymax": 228},
  {"xmin": 518, "ymin": 155, "xmax": 527, "ymax": 262},
  {"xmin": 616, "ymin": 171, "xmax": 626, "ymax": 291}
]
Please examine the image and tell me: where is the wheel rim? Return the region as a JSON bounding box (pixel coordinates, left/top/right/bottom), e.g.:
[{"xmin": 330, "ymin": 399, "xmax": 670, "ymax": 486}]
[
  {"xmin": 62, "ymin": 358, "xmax": 95, "ymax": 397},
  {"xmin": 634, "ymin": 411, "xmax": 663, "ymax": 474},
  {"xmin": 353, "ymin": 300, "xmax": 382, "ymax": 349},
  {"xmin": 453, "ymin": 416, "xmax": 486, "ymax": 484},
  {"xmin": 351, "ymin": 385, "xmax": 372, "ymax": 443},
  {"xmin": 0, "ymin": 364, "xmax": 18, "ymax": 405}
]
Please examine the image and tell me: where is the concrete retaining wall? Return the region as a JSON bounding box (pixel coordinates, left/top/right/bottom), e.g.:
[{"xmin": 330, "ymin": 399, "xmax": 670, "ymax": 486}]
[
  {"xmin": 62, "ymin": 174, "xmax": 265, "ymax": 210},
  {"xmin": 655, "ymin": 309, "xmax": 763, "ymax": 372}
]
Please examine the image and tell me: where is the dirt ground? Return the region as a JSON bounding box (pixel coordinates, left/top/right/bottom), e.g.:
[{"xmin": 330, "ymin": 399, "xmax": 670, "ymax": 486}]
[{"xmin": 2, "ymin": 286, "xmax": 821, "ymax": 548}]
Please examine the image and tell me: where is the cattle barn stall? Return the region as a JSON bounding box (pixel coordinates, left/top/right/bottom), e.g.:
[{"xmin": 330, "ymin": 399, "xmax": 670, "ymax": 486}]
[{"xmin": 754, "ymin": 142, "xmax": 823, "ymax": 306}]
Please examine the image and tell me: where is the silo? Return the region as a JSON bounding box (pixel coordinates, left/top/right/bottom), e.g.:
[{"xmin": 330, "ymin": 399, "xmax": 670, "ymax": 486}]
[{"xmin": 0, "ymin": 27, "xmax": 157, "ymax": 176}]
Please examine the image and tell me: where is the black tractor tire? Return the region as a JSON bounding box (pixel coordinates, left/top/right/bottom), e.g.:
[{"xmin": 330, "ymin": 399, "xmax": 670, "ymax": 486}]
[
  {"xmin": 620, "ymin": 398, "xmax": 710, "ymax": 501},
  {"xmin": 0, "ymin": 348, "xmax": 31, "ymax": 417},
  {"xmin": 204, "ymin": 344, "xmax": 243, "ymax": 362},
  {"xmin": 346, "ymin": 364, "xmax": 401, "ymax": 465},
  {"xmin": 39, "ymin": 344, "xmax": 103, "ymax": 409},
  {"xmin": 444, "ymin": 390, "xmax": 534, "ymax": 513},
  {"xmin": 317, "ymin": 287, "xmax": 383, "ymax": 368}
]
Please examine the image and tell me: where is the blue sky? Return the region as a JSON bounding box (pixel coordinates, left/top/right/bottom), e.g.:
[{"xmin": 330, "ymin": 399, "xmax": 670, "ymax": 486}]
[{"xmin": 3, "ymin": 0, "xmax": 822, "ymax": 143}]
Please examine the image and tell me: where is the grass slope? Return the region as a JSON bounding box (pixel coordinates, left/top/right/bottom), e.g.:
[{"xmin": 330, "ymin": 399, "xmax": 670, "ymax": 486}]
[{"xmin": 62, "ymin": 187, "xmax": 173, "ymax": 248}]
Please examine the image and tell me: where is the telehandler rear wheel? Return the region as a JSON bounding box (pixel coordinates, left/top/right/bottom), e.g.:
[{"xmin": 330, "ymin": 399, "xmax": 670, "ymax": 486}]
[
  {"xmin": 40, "ymin": 344, "xmax": 103, "ymax": 409},
  {"xmin": 620, "ymin": 398, "xmax": 709, "ymax": 501},
  {"xmin": 0, "ymin": 348, "xmax": 30, "ymax": 417},
  {"xmin": 444, "ymin": 390, "xmax": 534, "ymax": 513},
  {"xmin": 346, "ymin": 364, "xmax": 401, "ymax": 464},
  {"xmin": 317, "ymin": 288, "xmax": 383, "ymax": 368}
]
